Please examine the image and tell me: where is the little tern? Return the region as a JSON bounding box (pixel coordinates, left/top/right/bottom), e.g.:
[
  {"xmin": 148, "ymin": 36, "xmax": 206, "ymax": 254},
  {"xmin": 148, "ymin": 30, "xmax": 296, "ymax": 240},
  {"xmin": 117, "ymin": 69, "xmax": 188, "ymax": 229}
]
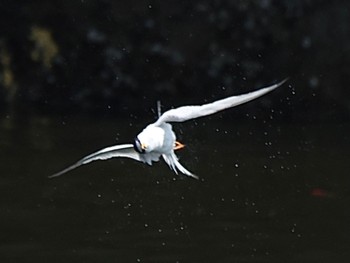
[{"xmin": 50, "ymin": 79, "xmax": 287, "ymax": 179}]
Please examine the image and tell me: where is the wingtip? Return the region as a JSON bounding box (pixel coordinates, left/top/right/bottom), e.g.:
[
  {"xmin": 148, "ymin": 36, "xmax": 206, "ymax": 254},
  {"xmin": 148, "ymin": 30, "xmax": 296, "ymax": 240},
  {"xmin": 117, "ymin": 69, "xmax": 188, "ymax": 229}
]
[
  {"xmin": 263, "ymin": 77, "xmax": 289, "ymax": 93},
  {"xmin": 276, "ymin": 77, "xmax": 289, "ymax": 87},
  {"xmin": 48, "ymin": 171, "xmax": 64, "ymax": 179},
  {"xmin": 191, "ymin": 174, "xmax": 199, "ymax": 180},
  {"xmin": 48, "ymin": 163, "xmax": 79, "ymax": 179}
]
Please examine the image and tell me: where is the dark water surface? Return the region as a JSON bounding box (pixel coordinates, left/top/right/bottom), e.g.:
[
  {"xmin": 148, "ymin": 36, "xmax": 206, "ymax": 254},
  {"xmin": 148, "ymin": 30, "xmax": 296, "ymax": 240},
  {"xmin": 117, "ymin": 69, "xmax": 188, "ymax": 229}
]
[{"xmin": 1, "ymin": 116, "xmax": 349, "ymax": 262}]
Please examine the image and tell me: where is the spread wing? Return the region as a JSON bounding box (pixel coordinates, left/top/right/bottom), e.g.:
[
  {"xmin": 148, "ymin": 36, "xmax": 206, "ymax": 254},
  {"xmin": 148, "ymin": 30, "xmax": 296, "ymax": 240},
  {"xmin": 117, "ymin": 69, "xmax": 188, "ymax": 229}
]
[
  {"xmin": 49, "ymin": 144, "xmax": 141, "ymax": 178},
  {"xmin": 154, "ymin": 79, "xmax": 287, "ymax": 125}
]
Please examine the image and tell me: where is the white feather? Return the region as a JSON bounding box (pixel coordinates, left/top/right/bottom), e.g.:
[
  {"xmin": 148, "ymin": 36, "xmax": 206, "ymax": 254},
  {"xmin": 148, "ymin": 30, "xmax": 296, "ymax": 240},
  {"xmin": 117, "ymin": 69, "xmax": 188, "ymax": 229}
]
[
  {"xmin": 49, "ymin": 144, "xmax": 140, "ymax": 178},
  {"xmin": 154, "ymin": 79, "xmax": 287, "ymax": 126}
]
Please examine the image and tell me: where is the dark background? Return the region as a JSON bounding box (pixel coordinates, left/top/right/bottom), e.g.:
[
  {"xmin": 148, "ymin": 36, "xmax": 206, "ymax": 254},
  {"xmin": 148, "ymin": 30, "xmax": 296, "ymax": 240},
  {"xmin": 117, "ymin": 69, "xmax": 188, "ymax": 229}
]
[
  {"xmin": 1, "ymin": 1, "xmax": 350, "ymax": 263},
  {"xmin": 1, "ymin": 0, "xmax": 349, "ymax": 121}
]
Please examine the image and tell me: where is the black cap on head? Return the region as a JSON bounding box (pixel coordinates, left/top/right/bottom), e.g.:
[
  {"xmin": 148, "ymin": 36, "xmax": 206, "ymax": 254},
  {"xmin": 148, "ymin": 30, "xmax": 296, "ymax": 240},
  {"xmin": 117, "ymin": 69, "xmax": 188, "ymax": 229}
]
[{"xmin": 133, "ymin": 137, "xmax": 145, "ymax": 154}]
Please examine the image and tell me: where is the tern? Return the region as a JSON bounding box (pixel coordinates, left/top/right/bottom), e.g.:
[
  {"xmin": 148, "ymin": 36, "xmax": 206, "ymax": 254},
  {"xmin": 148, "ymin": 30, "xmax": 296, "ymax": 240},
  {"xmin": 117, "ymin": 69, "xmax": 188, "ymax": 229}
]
[{"xmin": 50, "ymin": 79, "xmax": 287, "ymax": 179}]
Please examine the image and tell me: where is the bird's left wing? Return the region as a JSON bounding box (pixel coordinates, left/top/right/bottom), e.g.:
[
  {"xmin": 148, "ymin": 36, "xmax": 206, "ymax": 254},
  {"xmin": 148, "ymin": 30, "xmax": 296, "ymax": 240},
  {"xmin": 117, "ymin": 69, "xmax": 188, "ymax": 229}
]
[
  {"xmin": 49, "ymin": 144, "xmax": 141, "ymax": 178},
  {"xmin": 154, "ymin": 79, "xmax": 287, "ymax": 125}
]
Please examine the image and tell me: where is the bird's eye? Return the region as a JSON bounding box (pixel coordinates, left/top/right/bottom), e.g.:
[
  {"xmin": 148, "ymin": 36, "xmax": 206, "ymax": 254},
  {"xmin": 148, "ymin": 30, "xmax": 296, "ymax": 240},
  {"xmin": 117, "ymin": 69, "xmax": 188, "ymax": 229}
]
[{"xmin": 133, "ymin": 137, "xmax": 145, "ymax": 154}]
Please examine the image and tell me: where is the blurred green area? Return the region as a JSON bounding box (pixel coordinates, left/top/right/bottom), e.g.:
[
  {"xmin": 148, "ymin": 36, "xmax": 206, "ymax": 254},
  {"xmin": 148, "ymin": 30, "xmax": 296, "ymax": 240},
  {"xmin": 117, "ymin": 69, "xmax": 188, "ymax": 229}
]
[{"xmin": 0, "ymin": 0, "xmax": 349, "ymax": 121}]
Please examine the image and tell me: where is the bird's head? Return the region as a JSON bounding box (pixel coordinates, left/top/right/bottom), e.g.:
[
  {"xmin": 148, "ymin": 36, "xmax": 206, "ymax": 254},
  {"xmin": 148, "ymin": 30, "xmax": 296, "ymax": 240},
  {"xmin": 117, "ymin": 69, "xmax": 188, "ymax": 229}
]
[{"xmin": 133, "ymin": 137, "xmax": 147, "ymax": 154}]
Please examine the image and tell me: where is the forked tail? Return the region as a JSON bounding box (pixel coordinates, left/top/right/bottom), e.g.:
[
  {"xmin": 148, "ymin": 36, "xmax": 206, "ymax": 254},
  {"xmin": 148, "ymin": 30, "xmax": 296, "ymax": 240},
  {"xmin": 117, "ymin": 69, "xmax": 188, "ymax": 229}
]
[{"xmin": 162, "ymin": 152, "xmax": 198, "ymax": 179}]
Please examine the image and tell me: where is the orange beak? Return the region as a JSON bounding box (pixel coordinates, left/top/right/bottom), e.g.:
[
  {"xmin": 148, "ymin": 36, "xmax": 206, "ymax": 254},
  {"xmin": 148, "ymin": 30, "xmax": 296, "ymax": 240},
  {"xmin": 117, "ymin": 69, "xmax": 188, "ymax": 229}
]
[
  {"xmin": 174, "ymin": 141, "xmax": 185, "ymax": 150},
  {"xmin": 141, "ymin": 143, "xmax": 147, "ymax": 150}
]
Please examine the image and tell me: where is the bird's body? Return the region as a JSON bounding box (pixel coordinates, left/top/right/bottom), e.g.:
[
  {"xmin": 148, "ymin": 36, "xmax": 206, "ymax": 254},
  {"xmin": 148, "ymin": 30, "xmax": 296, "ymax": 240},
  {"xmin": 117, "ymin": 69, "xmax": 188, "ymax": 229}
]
[
  {"xmin": 138, "ymin": 123, "xmax": 175, "ymax": 155},
  {"xmin": 50, "ymin": 79, "xmax": 287, "ymax": 179}
]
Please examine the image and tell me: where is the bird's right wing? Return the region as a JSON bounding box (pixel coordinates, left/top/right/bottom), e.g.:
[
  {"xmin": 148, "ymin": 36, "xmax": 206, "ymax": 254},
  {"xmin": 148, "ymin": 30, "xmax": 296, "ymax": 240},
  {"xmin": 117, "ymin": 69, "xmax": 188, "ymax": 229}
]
[
  {"xmin": 154, "ymin": 79, "xmax": 287, "ymax": 125},
  {"xmin": 49, "ymin": 144, "xmax": 141, "ymax": 178}
]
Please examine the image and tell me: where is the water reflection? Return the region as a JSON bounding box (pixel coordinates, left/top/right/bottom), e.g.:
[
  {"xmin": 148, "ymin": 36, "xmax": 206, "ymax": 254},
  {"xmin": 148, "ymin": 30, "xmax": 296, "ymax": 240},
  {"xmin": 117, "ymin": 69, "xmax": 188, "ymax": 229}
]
[{"xmin": 0, "ymin": 116, "xmax": 349, "ymax": 262}]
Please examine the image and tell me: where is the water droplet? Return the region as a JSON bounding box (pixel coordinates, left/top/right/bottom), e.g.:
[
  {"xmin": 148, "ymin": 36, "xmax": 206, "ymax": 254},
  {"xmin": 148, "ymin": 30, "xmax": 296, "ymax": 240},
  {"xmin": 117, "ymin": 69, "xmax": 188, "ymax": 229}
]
[
  {"xmin": 302, "ymin": 36, "xmax": 312, "ymax": 48},
  {"xmin": 309, "ymin": 76, "xmax": 319, "ymax": 87}
]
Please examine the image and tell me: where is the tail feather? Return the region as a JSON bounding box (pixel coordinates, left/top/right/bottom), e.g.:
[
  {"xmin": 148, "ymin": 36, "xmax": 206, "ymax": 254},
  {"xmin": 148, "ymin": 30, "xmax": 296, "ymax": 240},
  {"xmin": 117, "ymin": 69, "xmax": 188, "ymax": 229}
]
[{"xmin": 162, "ymin": 152, "xmax": 198, "ymax": 179}]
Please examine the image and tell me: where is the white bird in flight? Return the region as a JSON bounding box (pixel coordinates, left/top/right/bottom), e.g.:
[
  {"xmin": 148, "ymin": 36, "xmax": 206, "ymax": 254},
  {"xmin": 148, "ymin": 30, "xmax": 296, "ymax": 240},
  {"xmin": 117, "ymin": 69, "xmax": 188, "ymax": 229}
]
[{"xmin": 50, "ymin": 79, "xmax": 287, "ymax": 179}]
